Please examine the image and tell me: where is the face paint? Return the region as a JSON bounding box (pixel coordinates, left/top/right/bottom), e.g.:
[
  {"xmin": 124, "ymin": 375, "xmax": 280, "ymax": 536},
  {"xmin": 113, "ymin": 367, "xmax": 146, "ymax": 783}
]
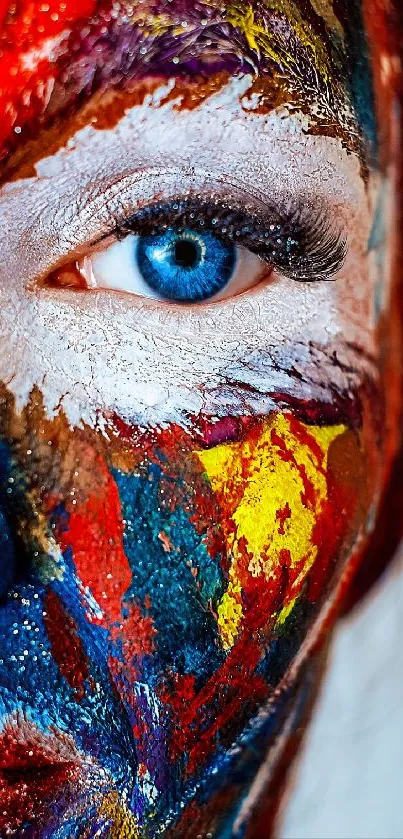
[
  {"xmin": 0, "ymin": 0, "xmax": 375, "ymax": 169},
  {"xmin": 0, "ymin": 388, "xmax": 377, "ymax": 836},
  {"xmin": 0, "ymin": 1, "xmax": 401, "ymax": 837}
]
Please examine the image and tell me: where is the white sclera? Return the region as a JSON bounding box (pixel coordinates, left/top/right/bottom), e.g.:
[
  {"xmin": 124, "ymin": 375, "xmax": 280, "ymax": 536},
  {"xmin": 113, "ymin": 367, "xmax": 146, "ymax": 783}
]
[{"xmin": 79, "ymin": 233, "xmax": 268, "ymax": 303}]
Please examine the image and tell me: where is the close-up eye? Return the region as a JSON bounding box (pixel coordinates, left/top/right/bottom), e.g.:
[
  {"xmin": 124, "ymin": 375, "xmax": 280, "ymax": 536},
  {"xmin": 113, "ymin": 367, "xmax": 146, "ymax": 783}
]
[
  {"xmin": 57, "ymin": 226, "xmax": 268, "ymax": 303},
  {"xmin": 46, "ymin": 197, "xmax": 347, "ymax": 303}
]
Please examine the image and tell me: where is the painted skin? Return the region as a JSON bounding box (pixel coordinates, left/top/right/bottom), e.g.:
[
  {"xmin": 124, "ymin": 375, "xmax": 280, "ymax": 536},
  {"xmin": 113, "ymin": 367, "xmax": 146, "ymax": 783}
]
[{"xmin": 0, "ymin": 1, "xmax": 401, "ymax": 837}]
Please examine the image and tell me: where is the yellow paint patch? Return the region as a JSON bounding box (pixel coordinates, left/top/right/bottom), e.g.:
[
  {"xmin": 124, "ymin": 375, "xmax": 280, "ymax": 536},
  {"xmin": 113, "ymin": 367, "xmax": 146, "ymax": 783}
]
[
  {"xmin": 225, "ymin": 2, "xmax": 296, "ymax": 69},
  {"xmin": 196, "ymin": 414, "xmax": 346, "ymax": 649},
  {"xmin": 224, "ymin": 0, "xmax": 332, "ymax": 83},
  {"xmin": 96, "ymin": 791, "xmax": 139, "ymax": 838},
  {"xmin": 226, "ymin": 5, "xmax": 260, "ymax": 53}
]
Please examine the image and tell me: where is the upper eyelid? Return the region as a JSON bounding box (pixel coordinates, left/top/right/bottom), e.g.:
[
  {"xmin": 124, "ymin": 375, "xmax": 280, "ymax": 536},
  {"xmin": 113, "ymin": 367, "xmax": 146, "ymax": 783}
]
[
  {"xmin": 58, "ymin": 168, "xmax": 245, "ymax": 245},
  {"xmin": 75, "ymin": 186, "xmax": 343, "ymax": 262},
  {"xmin": 0, "ymin": 164, "xmax": 347, "ymax": 288},
  {"xmin": 100, "ymin": 197, "xmax": 347, "ymax": 283},
  {"xmin": 21, "ymin": 170, "xmax": 269, "ymax": 278},
  {"xmin": 52, "ymin": 165, "xmax": 322, "ymax": 254}
]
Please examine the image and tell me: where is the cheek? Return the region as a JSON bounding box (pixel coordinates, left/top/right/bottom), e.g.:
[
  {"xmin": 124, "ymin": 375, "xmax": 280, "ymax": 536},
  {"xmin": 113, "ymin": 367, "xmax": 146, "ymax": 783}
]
[
  {"xmin": 0, "ymin": 386, "xmax": 383, "ymax": 835},
  {"xmin": 38, "ymin": 411, "xmax": 371, "ymax": 685},
  {"xmin": 0, "ymin": 399, "xmax": 377, "ymax": 663}
]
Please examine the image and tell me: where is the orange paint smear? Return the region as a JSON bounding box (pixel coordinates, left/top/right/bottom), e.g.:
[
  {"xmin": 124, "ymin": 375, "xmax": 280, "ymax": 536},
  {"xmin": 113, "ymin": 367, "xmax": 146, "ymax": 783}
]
[{"xmin": 0, "ymin": 0, "xmax": 97, "ymax": 156}]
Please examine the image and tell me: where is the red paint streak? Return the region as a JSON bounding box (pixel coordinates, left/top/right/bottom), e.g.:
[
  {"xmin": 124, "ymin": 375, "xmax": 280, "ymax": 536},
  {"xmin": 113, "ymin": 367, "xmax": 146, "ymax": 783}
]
[
  {"xmin": 43, "ymin": 589, "xmax": 89, "ymax": 698},
  {"xmin": 0, "ymin": 0, "xmax": 97, "ymax": 157},
  {"xmin": 59, "ymin": 455, "xmax": 132, "ymax": 627},
  {"xmin": 161, "ymin": 639, "xmax": 269, "ymax": 775},
  {"xmin": 270, "ymin": 428, "xmax": 317, "ymax": 509},
  {"xmin": 276, "ymin": 503, "xmax": 291, "ymax": 535},
  {"xmin": 57, "ymin": 453, "xmax": 155, "ymax": 692},
  {"xmin": 186, "ymin": 688, "xmax": 266, "ymax": 773},
  {"xmin": 286, "ymin": 413, "xmax": 327, "ymax": 470}
]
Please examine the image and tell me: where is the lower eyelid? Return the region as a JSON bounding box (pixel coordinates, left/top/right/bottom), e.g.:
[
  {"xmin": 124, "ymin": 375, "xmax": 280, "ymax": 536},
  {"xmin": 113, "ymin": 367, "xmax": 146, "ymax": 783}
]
[
  {"xmin": 41, "ymin": 272, "xmax": 281, "ymax": 326},
  {"xmin": 43, "ymin": 257, "xmax": 276, "ymax": 309}
]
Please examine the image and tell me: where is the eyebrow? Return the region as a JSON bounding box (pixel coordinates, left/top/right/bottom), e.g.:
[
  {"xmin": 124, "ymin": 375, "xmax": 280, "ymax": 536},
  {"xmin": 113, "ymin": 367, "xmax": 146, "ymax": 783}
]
[{"xmin": 0, "ymin": 0, "xmax": 375, "ymax": 174}]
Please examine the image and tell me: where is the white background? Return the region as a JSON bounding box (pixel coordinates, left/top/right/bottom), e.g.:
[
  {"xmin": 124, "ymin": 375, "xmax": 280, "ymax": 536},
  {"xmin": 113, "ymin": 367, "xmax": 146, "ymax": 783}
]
[{"xmin": 280, "ymin": 549, "xmax": 403, "ymax": 839}]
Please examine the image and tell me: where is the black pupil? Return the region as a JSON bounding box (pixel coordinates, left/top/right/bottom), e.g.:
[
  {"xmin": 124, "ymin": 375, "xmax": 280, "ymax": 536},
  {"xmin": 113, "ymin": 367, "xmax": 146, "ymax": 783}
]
[{"xmin": 174, "ymin": 239, "xmax": 199, "ymax": 269}]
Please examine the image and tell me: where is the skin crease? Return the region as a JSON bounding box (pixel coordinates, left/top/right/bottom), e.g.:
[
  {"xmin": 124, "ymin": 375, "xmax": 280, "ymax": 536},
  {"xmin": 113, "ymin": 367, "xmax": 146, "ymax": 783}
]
[{"xmin": 0, "ymin": 2, "xmax": 401, "ymax": 838}]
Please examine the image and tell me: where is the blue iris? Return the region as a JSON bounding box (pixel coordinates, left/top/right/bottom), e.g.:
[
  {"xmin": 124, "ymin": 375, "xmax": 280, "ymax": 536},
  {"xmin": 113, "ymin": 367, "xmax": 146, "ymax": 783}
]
[{"xmin": 136, "ymin": 228, "xmax": 236, "ymax": 302}]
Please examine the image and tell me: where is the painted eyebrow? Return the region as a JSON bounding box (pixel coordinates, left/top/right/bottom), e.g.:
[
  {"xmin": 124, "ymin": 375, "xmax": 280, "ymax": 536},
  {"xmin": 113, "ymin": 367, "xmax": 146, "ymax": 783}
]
[{"xmin": 0, "ymin": 0, "xmax": 373, "ymax": 177}]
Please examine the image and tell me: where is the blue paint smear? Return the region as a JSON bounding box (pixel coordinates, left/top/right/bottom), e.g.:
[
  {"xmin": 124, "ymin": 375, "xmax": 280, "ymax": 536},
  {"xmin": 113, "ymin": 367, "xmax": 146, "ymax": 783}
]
[
  {"xmin": 339, "ymin": 3, "xmax": 378, "ymax": 160},
  {"xmin": 0, "ymin": 441, "xmax": 17, "ymax": 598},
  {"xmin": 113, "ymin": 463, "xmax": 225, "ymax": 682}
]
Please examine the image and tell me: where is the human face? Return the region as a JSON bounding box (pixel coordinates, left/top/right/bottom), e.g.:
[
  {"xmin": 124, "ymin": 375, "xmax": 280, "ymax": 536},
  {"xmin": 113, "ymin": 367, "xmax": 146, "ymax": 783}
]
[{"xmin": 0, "ymin": 2, "xmax": 401, "ymax": 837}]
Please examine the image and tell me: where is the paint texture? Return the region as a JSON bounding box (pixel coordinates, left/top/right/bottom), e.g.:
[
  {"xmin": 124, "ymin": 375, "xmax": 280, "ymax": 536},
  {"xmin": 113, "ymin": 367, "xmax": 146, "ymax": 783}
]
[
  {"xmin": 0, "ymin": 0, "xmax": 375, "ymax": 174},
  {"xmin": 0, "ymin": 383, "xmax": 375, "ymax": 836},
  {"xmin": 0, "ymin": 0, "xmax": 398, "ymax": 837}
]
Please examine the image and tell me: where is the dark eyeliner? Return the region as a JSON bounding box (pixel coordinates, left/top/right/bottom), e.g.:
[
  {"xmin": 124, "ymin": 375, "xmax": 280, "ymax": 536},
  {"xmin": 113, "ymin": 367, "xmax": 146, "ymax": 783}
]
[{"xmin": 113, "ymin": 197, "xmax": 347, "ymax": 282}]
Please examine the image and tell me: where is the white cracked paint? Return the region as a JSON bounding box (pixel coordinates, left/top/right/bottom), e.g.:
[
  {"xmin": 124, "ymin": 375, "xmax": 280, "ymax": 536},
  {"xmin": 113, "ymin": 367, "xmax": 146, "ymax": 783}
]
[{"xmin": 0, "ymin": 76, "xmax": 385, "ymax": 429}]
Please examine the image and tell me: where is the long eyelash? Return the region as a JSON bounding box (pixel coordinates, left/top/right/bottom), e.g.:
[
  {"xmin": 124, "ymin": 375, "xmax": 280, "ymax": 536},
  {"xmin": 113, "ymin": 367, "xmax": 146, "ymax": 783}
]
[{"xmin": 114, "ymin": 198, "xmax": 347, "ymax": 282}]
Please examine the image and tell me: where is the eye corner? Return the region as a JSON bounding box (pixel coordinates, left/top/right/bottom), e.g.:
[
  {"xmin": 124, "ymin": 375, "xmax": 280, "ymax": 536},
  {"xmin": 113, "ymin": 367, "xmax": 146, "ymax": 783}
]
[{"xmin": 44, "ymin": 263, "xmax": 88, "ymax": 291}]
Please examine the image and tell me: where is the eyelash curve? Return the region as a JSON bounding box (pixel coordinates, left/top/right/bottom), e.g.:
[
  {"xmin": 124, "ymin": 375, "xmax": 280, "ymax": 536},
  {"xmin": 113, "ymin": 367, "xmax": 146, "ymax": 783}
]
[{"xmin": 112, "ymin": 197, "xmax": 347, "ymax": 282}]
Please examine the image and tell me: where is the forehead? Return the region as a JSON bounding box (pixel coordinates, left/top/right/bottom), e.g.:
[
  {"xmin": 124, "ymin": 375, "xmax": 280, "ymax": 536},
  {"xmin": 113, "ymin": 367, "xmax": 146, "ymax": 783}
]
[{"xmin": 0, "ymin": 0, "xmax": 374, "ymax": 167}]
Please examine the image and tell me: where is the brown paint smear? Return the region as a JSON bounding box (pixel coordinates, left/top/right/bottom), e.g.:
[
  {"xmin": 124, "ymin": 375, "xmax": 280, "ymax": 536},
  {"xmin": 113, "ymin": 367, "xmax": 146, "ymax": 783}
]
[
  {"xmin": 160, "ymin": 72, "xmax": 230, "ymax": 111},
  {"xmin": 0, "ymin": 73, "xmax": 231, "ymax": 185},
  {"xmin": 0, "ymin": 68, "xmax": 363, "ymax": 187},
  {"xmin": 0, "ymin": 77, "xmax": 164, "ymax": 184},
  {"xmin": 241, "ymin": 74, "xmax": 307, "ymax": 116}
]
